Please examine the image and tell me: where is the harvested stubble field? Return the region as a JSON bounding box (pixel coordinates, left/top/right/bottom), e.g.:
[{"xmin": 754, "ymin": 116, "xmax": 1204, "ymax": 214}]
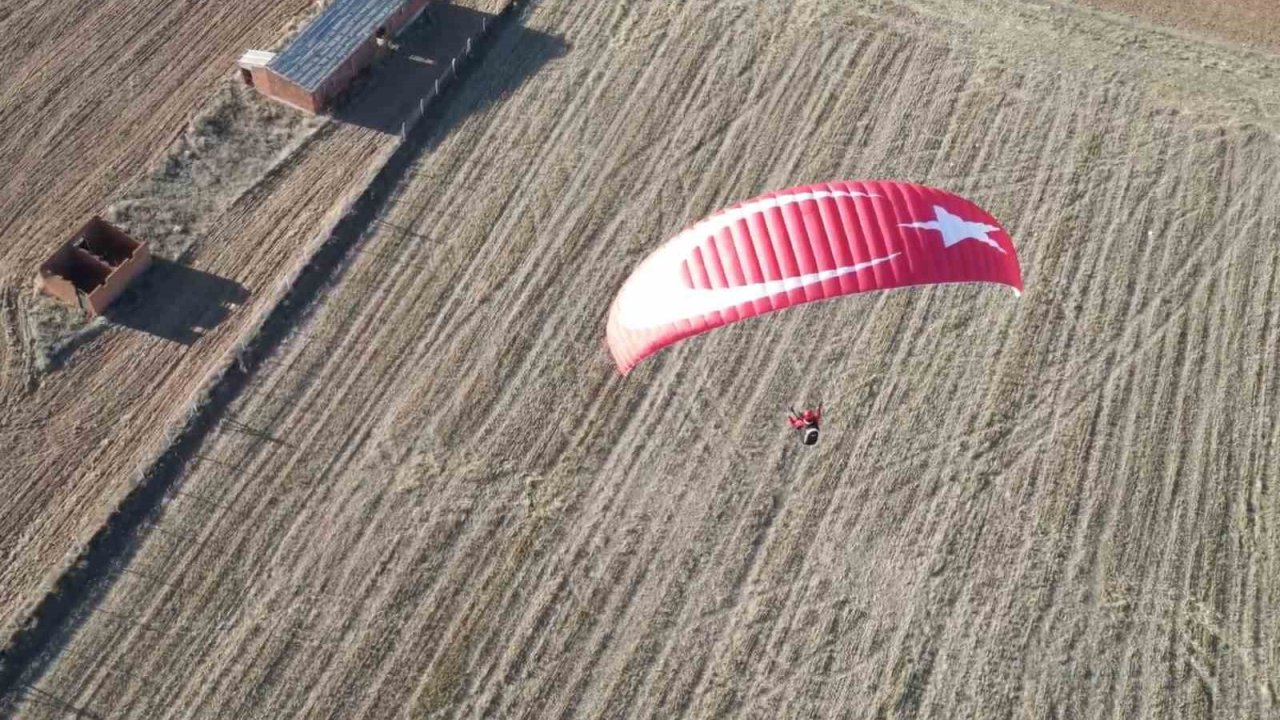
[
  {"xmin": 0, "ymin": 0, "xmax": 494, "ymax": 671},
  {"xmin": 8, "ymin": 0, "xmax": 1280, "ymax": 717},
  {"xmin": 0, "ymin": 0, "xmax": 330, "ymax": 654}
]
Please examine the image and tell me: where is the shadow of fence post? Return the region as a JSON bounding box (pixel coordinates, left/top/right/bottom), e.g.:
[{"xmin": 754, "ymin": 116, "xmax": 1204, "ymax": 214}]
[{"xmin": 396, "ymin": 0, "xmax": 523, "ymax": 140}]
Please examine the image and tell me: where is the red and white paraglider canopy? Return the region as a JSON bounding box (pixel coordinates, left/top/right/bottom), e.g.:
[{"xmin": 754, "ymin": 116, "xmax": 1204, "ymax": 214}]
[{"xmin": 606, "ymin": 180, "xmax": 1022, "ymax": 374}]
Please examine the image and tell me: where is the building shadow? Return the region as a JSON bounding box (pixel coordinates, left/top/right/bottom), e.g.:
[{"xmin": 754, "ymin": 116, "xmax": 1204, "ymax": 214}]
[
  {"xmin": 334, "ymin": 2, "xmax": 568, "ymax": 135},
  {"xmin": 106, "ymin": 258, "xmax": 249, "ymax": 345}
]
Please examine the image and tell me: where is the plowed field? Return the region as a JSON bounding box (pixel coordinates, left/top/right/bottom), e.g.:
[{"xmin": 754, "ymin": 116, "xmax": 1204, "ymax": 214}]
[
  {"xmin": 0, "ymin": 0, "xmax": 491, "ymax": 664},
  {"xmin": 6, "ymin": 0, "xmax": 1280, "ymax": 717}
]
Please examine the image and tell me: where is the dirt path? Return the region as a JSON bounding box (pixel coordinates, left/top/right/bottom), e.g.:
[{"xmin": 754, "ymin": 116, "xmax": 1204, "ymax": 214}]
[{"xmin": 8, "ymin": 0, "xmax": 1278, "ymax": 717}]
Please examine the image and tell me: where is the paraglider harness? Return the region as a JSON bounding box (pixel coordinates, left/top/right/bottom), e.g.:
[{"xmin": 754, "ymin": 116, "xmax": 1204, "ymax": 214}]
[{"xmin": 788, "ymin": 404, "xmax": 822, "ymax": 446}]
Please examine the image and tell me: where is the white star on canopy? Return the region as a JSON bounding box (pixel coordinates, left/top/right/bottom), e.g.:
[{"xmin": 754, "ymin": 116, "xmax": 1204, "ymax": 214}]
[{"xmin": 900, "ymin": 205, "xmax": 1006, "ymax": 254}]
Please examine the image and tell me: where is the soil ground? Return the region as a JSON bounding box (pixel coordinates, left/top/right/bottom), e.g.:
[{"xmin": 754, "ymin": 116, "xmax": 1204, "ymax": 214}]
[
  {"xmin": 0, "ymin": 0, "xmax": 493, "ymax": 658},
  {"xmin": 1077, "ymin": 0, "xmax": 1280, "ymax": 54},
  {"xmin": 3, "ymin": 0, "xmax": 1280, "ymax": 717}
]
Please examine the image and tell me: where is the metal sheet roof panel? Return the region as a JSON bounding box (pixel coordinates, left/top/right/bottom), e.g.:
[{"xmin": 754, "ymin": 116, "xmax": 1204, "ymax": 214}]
[
  {"xmin": 268, "ymin": 0, "xmax": 409, "ymax": 92},
  {"xmin": 239, "ymin": 49, "xmax": 276, "ymax": 68}
]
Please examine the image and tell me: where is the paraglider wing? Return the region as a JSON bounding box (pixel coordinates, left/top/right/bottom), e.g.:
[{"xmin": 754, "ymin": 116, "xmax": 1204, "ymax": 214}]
[{"xmin": 605, "ymin": 180, "xmax": 1022, "ymax": 374}]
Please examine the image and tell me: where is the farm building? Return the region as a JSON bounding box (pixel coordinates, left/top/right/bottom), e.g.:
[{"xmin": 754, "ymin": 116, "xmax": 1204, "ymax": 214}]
[
  {"xmin": 238, "ymin": 0, "xmax": 436, "ymax": 113},
  {"xmin": 36, "ymin": 217, "xmax": 151, "ymax": 317}
]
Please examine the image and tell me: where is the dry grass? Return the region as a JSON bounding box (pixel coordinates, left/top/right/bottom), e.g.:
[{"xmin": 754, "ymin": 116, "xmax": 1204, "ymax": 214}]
[
  {"xmin": 9, "ymin": 0, "xmax": 1279, "ymax": 718},
  {"xmin": 106, "ymin": 81, "xmax": 324, "ymax": 264},
  {"xmin": 20, "ymin": 297, "xmax": 107, "ymax": 375},
  {"xmin": 0, "ymin": 0, "xmax": 499, "ymax": 667},
  {"xmin": 21, "ymin": 82, "xmax": 324, "ymax": 372}
]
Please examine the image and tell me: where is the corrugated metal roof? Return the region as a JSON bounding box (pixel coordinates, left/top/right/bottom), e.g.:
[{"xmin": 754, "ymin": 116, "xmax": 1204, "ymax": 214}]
[{"xmin": 268, "ymin": 0, "xmax": 410, "ymax": 92}]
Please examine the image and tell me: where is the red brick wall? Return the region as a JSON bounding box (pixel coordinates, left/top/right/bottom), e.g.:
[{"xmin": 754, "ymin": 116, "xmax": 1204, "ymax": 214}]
[
  {"xmin": 313, "ymin": 37, "xmax": 380, "ymax": 109},
  {"xmin": 85, "ymin": 242, "xmax": 151, "ymax": 316},
  {"xmin": 35, "ymin": 258, "xmax": 85, "ymax": 311},
  {"xmin": 256, "ymin": 68, "xmax": 323, "ymax": 113},
  {"xmin": 36, "ymin": 218, "xmax": 152, "ymax": 316},
  {"xmin": 257, "ymin": 0, "xmax": 437, "ymax": 113}
]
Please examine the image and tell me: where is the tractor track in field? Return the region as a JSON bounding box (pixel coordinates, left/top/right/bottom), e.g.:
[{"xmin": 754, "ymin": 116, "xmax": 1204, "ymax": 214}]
[{"xmin": 4, "ymin": 0, "xmax": 1280, "ymax": 717}]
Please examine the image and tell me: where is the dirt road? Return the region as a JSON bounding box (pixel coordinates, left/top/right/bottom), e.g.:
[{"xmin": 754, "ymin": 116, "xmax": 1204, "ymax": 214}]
[{"xmin": 8, "ymin": 0, "xmax": 1278, "ymax": 717}]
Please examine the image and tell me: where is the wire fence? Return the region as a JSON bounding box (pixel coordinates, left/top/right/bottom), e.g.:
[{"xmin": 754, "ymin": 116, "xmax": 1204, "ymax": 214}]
[{"xmin": 398, "ymin": 0, "xmax": 527, "ymax": 140}]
